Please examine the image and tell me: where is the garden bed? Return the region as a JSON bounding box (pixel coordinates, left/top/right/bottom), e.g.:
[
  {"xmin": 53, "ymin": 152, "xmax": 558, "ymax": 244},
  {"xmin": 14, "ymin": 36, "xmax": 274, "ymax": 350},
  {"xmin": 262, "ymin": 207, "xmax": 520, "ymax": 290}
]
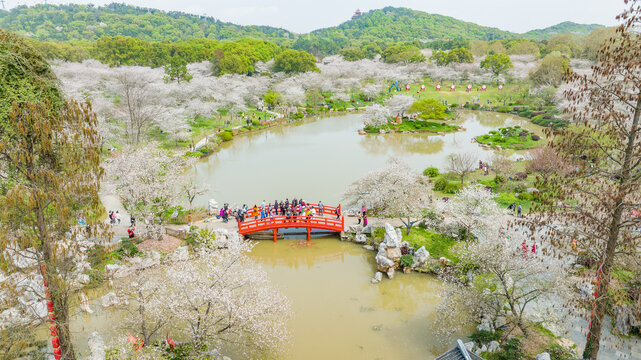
[{"xmin": 476, "ymin": 126, "xmax": 542, "ymax": 149}]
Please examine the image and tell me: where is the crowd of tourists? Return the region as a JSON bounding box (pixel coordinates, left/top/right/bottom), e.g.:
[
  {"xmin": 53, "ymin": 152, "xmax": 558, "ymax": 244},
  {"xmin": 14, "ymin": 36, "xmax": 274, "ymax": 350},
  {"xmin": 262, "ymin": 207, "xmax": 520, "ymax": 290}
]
[{"xmin": 218, "ymin": 199, "xmax": 341, "ymax": 224}]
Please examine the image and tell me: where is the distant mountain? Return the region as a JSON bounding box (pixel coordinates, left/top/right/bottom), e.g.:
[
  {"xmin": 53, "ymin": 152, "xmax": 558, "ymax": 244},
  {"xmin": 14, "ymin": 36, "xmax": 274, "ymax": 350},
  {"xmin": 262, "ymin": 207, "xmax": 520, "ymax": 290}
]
[
  {"xmin": 311, "ymin": 7, "xmax": 516, "ymax": 42},
  {"xmin": 0, "ymin": 3, "xmax": 294, "ymax": 42},
  {"xmin": 523, "ymin": 21, "xmax": 605, "ymax": 40},
  {"xmin": 0, "ymin": 3, "xmax": 604, "ymax": 48}
]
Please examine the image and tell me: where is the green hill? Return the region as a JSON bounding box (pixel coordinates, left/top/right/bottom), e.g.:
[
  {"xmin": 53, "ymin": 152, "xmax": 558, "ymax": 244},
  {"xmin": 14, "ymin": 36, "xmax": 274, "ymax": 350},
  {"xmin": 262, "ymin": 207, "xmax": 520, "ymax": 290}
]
[
  {"xmin": 0, "ymin": 3, "xmax": 604, "ymax": 56},
  {"xmin": 523, "ymin": 21, "xmax": 605, "ymax": 40},
  {"xmin": 0, "ymin": 3, "xmax": 293, "ymax": 42}
]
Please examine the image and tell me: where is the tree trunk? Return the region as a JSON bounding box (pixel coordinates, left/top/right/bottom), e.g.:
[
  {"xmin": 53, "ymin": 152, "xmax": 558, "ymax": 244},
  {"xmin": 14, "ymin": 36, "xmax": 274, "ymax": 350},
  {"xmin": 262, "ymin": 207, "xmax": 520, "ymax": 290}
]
[
  {"xmin": 50, "ymin": 277, "xmax": 76, "ymax": 360},
  {"xmin": 584, "ymin": 97, "xmax": 641, "ymax": 359}
]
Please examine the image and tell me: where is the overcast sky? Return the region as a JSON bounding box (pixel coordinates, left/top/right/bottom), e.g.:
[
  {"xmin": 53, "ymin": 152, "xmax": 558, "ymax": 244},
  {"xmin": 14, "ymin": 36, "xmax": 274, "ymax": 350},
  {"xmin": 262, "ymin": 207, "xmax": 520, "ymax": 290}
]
[{"xmin": 5, "ymin": 0, "xmax": 625, "ymax": 33}]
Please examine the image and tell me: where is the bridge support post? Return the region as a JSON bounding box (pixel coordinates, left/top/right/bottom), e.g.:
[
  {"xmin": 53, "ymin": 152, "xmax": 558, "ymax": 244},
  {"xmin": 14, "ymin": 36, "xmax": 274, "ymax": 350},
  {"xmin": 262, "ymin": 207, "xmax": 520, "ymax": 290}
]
[
  {"xmin": 273, "ymin": 229, "xmax": 277, "ymax": 242},
  {"xmin": 307, "ymin": 228, "xmax": 311, "ymax": 242}
]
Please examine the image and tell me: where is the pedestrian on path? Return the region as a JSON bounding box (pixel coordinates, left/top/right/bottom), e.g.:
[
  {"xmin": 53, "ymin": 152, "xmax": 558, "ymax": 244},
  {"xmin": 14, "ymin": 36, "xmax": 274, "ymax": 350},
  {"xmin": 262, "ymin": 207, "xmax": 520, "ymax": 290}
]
[
  {"xmin": 115, "ymin": 211, "xmax": 121, "ymax": 225},
  {"xmin": 363, "ymin": 214, "xmax": 368, "ymax": 227},
  {"xmin": 318, "ymin": 201, "xmax": 323, "ymax": 216},
  {"xmin": 517, "ymin": 204, "xmax": 522, "ymax": 217}
]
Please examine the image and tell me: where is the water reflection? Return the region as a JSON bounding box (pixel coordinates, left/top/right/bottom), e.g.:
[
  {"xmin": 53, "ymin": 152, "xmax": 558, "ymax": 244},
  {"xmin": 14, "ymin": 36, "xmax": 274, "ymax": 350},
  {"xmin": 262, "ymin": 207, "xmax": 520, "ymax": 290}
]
[{"xmin": 192, "ymin": 111, "xmax": 542, "ymax": 206}]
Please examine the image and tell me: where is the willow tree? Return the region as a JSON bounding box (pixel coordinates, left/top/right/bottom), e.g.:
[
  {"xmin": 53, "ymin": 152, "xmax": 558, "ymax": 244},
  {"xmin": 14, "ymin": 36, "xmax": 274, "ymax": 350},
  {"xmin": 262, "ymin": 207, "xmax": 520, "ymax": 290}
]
[
  {"xmin": 529, "ymin": 1, "xmax": 641, "ymax": 358},
  {"xmin": 0, "ymin": 100, "xmax": 104, "ymax": 360}
]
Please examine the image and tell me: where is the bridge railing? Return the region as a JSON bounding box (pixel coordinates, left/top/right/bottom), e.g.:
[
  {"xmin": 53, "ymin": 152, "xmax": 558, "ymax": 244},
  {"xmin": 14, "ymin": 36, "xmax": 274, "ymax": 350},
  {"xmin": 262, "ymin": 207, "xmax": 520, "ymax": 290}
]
[
  {"xmin": 238, "ymin": 215, "xmax": 343, "ymax": 234},
  {"xmin": 245, "ymin": 203, "xmax": 340, "ymax": 218}
]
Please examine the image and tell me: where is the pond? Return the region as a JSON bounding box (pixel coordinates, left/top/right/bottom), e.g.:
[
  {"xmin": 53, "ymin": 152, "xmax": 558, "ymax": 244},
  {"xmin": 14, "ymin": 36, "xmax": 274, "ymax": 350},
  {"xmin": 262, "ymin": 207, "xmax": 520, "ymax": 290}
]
[
  {"xmin": 191, "ymin": 110, "xmax": 542, "ymax": 207},
  {"xmin": 39, "ymin": 111, "xmax": 541, "ymax": 358}
]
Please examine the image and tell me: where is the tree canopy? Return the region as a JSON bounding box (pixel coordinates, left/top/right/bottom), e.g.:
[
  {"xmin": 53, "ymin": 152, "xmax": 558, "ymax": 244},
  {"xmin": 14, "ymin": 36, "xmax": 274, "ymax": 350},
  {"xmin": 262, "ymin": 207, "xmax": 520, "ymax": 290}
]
[
  {"xmin": 480, "ymin": 53, "xmax": 514, "ymax": 77},
  {"xmin": 273, "ymin": 49, "xmax": 319, "ymax": 74}
]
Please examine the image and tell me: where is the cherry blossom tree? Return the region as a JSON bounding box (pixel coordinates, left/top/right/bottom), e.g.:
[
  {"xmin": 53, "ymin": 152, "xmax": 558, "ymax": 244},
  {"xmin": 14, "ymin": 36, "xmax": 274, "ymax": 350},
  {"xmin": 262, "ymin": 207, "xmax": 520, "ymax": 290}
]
[
  {"xmin": 385, "ymin": 95, "xmax": 414, "ymax": 117},
  {"xmin": 439, "ymin": 237, "xmax": 568, "ymax": 337},
  {"xmin": 436, "ymin": 185, "xmax": 505, "ymax": 242},
  {"xmin": 343, "ymin": 159, "xmax": 432, "ymax": 234},
  {"xmin": 447, "ymin": 152, "xmax": 477, "ymax": 184},
  {"xmin": 362, "ymin": 103, "xmax": 391, "ymax": 128},
  {"xmin": 116, "ymin": 71, "xmax": 160, "ymax": 145},
  {"xmin": 104, "ymin": 146, "xmax": 189, "ymax": 239}
]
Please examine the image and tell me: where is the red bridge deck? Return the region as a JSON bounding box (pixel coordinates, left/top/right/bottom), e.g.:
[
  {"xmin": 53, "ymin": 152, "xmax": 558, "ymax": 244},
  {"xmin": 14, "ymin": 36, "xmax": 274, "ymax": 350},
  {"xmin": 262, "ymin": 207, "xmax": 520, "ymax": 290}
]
[{"xmin": 238, "ymin": 204, "xmax": 344, "ymax": 241}]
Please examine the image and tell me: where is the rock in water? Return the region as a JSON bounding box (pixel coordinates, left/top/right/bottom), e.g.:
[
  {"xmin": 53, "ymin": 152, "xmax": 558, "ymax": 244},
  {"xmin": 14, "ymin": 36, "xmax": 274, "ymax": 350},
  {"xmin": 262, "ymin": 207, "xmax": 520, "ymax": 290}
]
[
  {"xmin": 363, "ymin": 245, "xmax": 375, "ymax": 251},
  {"xmin": 376, "ymin": 254, "xmax": 394, "ymax": 272},
  {"xmin": 347, "ymin": 224, "xmax": 363, "ymax": 234},
  {"xmin": 100, "ymin": 292, "xmax": 120, "ymax": 307},
  {"xmin": 371, "ymin": 272, "xmax": 383, "ymax": 284},
  {"xmin": 354, "ymin": 233, "xmax": 367, "ymax": 244},
  {"xmin": 80, "ymin": 292, "xmax": 93, "ymax": 314},
  {"xmin": 87, "ymin": 332, "xmax": 106, "ymax": 360},
  {"xmin": 535, "ymin": 353, "xmax": 551, "ymax": 360},
  {"xmin": 386, "ymin": 268, "xmax": 395, "ymax": 279}
]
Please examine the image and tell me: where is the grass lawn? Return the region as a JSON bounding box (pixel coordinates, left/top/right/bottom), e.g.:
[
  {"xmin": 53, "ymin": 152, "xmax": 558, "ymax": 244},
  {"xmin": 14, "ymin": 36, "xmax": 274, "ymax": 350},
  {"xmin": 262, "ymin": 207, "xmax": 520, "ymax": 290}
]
[
  {"xmin": 403, "ymin": 227, "xmax": 461, "ymax": 262},
  {"xmin": 476, "ymin": 126, "xmax": 544, "ymax": 150}
]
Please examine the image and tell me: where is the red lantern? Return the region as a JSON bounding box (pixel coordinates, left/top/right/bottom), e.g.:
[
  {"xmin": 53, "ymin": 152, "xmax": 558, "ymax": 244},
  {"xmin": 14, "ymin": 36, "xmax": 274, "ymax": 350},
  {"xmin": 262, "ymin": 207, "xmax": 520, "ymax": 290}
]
[
  {"xmin": 43, "ymin": 279, "xmax": 48, "ymax": 287},
  {"xmin": 53, "ymin": 348, "xmax": 62, "ymax": 356},
  {"xmin": 405, "ymin": 84, "xmax": 410, "ymax": 91},
  {"xmin": 50, "ymin": 325, "xmax": 57, "ymax": 336},
  {"xmin": 49, "ymin": 313, "xmax": 56, "ymax": 322},
  {"xmin": 47, "ymin": 301, "xmax": 54, "ymax": 312},
  {"xmin": 45, "ymin": 289, "xmax": 51, "ymax": 299},
  {"xmin": 420, "ymin": 84, "xmax": 426, "ymax": 91},
  {"xmin": 436, "ymin": 84, "xmax": 441, "ymax": 91},
  {"xmin": 481, "ymin": 85, "xmax": 487, "ymax": 91},
  {"xmin": 450, "ymin": 85, "xmax": 455, "ymax": 91},
  {"xmin": 52, "ymin": 336, "xmax": 60, "ymax": 348}
]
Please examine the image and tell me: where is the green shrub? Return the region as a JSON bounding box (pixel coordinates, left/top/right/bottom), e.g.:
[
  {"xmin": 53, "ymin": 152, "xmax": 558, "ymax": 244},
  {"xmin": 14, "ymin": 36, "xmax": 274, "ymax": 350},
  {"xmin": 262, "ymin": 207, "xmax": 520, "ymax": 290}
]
[
  {"xmin": 517, "ymin": 192, "xmax": 533, "ymax": 201},
  {"xmin": 115, "ymin": 238, "xmax": 140, "ymax": 258},
  {"xmin": 218, "ymin": 131, "xmax": 233, "ymax": 142},
  {"xmin": 545, "ymin": 344, "xmax": 574, "ymax": 360},
  {"xmin": 423, "ymin": 166, "xmax": 440, "ymax": 178},
  {"xmin": 443, "ymin": 182, "xmax": 461, "ymax": 194},
  {"xmin": 494, "ymin": 175, "xmax": 506, "ymax": 184},
  {"xmin": 470, "ymin": 329, "xmax": 501, "ymax": 344},
  {"xmin": 495, "ymin": 338, "xmax": 524, "ymax": 360},
  {"xmin": 434, "ymin": 176, "xmax": 448, "ymax": 191},
  {"xmin": 400, "ymin": 254, "xmax": 414, "ymax": 267},
  {"xmin": 497, "ymin": 105, "xmax": 513, "ymax": 113}
]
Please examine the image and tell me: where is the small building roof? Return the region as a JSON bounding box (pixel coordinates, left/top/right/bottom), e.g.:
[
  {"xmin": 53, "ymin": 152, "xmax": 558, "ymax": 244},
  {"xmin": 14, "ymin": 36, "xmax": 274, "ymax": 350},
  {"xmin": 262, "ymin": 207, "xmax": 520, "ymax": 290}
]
[{"xmin": 435, "ymin": 340, "xmax": 485, "ymax": 360}]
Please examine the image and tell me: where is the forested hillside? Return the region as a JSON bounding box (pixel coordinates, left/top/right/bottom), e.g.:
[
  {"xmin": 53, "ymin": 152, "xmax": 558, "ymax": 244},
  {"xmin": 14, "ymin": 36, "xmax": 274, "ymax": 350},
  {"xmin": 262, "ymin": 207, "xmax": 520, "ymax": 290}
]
[
  {"xmin": 523, "ymin": 21, "xmax": 604, "ymax": 39},
  {"xmin": 0, "ymin": 3, "xmax": 293, "ymax": 42},
  {"xmin": 0, "ymin": 3, "xmax": 604, "ymax": 49}
]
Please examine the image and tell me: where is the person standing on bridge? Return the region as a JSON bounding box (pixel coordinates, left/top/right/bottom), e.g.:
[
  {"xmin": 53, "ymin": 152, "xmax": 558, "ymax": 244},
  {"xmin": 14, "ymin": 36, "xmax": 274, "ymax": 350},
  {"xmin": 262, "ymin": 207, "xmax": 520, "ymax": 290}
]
[
  {"xmin": 260, "ymin": 207, "xmax": 266, "ymax": 220},
  {"xmin": 285, "ymin": 199, "xmax": 289, "ymax": 211},
  {"xmin": 261, "ymin": 200, "xmax": 266, "ymax": 210},
  {"xmin": 292, "ymin": 198, "xmax": 298, "ymax": 209},
  {"xmin": 274, "ymin": 200, "xmax": 279, "ymax": 214},
  {"xmin": 335, "ymin": 207, "xmax": 341, "ymax": 220},
  {"xmin": 318, "ymin": 201, "xmax": 323, "ymax": 216},
  {"xmin": 252, "ymin": 204, "xmax": 258, "ymax": 219}
]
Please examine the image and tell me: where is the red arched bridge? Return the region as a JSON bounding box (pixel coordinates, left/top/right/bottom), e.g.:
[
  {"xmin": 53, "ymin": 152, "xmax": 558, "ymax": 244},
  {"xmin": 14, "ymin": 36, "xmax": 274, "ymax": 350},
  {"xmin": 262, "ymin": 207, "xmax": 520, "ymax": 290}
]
[{"xmin": 238, "ymin": 204, "xmax": 344, "ymax": 241}]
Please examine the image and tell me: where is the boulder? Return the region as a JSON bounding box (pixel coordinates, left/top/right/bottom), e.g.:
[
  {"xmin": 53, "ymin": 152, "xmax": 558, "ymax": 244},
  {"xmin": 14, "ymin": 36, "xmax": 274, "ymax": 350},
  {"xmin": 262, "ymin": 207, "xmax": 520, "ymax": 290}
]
[
  {"xmin": 464, "ymin": 341, "xmax": 475, "ymax": 353},
  {"xmin": 100, "ymin": 292, "xmax": 124, "ymax": 308},
  {"xmin": 76, "ymin": 274, "xmax": 90, "ymax": 285},
  {"xmin": 488, "ymin": 341, "xmax": 500, "ymax": 352},
  {"xmin": 535, "ymin": 353, "xmax": 551, "ymax": 360},
  {"xmin": 383, "ymin": 223, "xmax": 400, "ymax": 248},
  {"xmin": 386, "ymin": 268, "xmax": 395, "ymax": 279},
  {"xmin": 363, "ymin": 245, "xmax": 375, "ymax": 251},
  {"xmin": 354, "ymin": 234, "xmax": 367, "ymax": 244},
  {"xmin": 347, "ymin": 224, "xmax": 363, "ymax": 234},
  {"xmin": 403, "ymin": 266, "xmax": 411, "ymax": 274},
  {"xmin": 476, "ymin": 344, "xmax": 488, "ymax": 354},
  {"xmin": 371, "ymin": 272, "xmax": 383, "ymax": 284},
  {"xmin": 376, "ymin": 254, "xmax": 394, "ymax": 272},
  {"xmin": 172, "ymin": 246, "xmax": 189, "ymax": 261},
  {"xmin": 87, "ymin": 332, "xmax": 106, "ymax": 360},
  {"xmin": 80, "ymin": 292, "xmax": 93, "ymax": 314},
  {"xmin": 104, "ymin": 264, "xmax": 127, "ymax": 279},
  {"xmin": 477, "ymin": 317, "xmax": 493, "ymax": 332},
  {"xmin": 385, "ymin": 247, "xmax": 402, "ymax": 262},
  {"xmin": 362, "ymin": 225, "xmax": 373, "ymax": 235},
  {"xmin": 412, "ymin": 246, "xmax": 429, "ymax": 268}
]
